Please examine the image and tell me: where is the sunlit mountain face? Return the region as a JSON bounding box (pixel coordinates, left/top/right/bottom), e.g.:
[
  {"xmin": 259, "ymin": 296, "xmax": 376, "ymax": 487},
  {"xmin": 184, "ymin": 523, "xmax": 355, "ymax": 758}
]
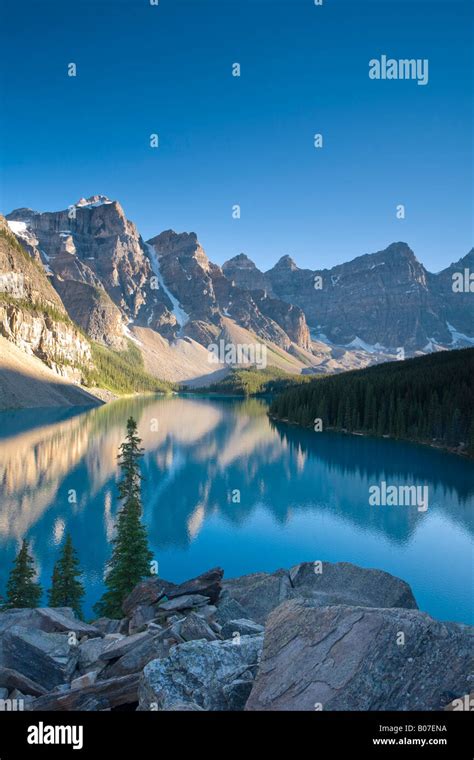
[{"xmin": 0, "ymin": 396, "xmax": 473, "ymax": 621}]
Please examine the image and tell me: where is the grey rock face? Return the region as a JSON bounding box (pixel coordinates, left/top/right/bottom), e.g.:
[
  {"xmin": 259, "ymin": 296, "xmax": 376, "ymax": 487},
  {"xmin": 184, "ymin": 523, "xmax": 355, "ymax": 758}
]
[
  {"xmin": 2, "ymin": 626, "xmax": 78, "ymax": 691},
  {"xmin": 157, "ymin": 594, "xmax": 210, "ymax": 613},
  {"xmin": 224, "ymin": 244, "xmax": 474, "ymax": 352},
  {"xmin": 222, "ymin": 569, "xmax": 293, "ymax": 625},
  {"xmin": 77, "ymin": 638, "xmax": 113, "ymax": 674},
  {"xmin": 222, "ymin": 561, "xmax": 418, "ymax": 624},
  {"xmin": 90, "ymin": 618, "xmax": 122, "ymax": 635},
  {"xmin": 215, "ymin": 595, "xmax": 251, "ymax": 626},
  {"xmin": 0, "ymin": 667, "xmax": 48, "ymax": 697},
  {"xmin": 100, "ymin": 630, "xmax": 178, "ymax": 679},
  {"xmin": 139, "ymin": 635, "xmax": 263, "ymax": 711},
  {"xmin": 31, "ymin": 608, "xmax": 103, "ymax": 637},
  {"xmin": 289, "ymin": 561, "xmax": 418, "ymax": 609},
  {"xmin": 98, "ymin": 631, "xmax": 151, "ymax": 662},
  {"xmin": 147, "ymin": 231, "xmax": 311, "ymax": 351},
  {"xmin": 246, "ymin": 601, "xmax": 473, "ymax": 711},
  {"xmin": 128, "ymin": 604, "xmax": 156, "ymax": 634},
  {"xmin": 179, "ymin": 612, "xmax": 218, "ymax": 642}
]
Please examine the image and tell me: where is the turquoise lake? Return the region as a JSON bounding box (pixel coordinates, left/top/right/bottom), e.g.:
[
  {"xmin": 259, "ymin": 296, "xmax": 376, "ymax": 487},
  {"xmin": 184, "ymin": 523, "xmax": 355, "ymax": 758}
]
[{"xmin": 0, "ymin": 395, "xmax": 472, "ymax": 621}]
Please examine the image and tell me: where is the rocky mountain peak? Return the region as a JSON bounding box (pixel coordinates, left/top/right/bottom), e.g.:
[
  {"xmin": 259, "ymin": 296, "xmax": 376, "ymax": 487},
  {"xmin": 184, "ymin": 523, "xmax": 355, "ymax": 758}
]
[
  {"xmin": 222, "ymin": 253, "xmax": 268, "ymax": 292},
  {"xmin": 76, "ymin": 195, "xmax": 114, "ymax": 208},
  {"xmin": 224, "ymin": 253, "xmax": 257, "ymax": 269},
  {"xmin": 272, "ymin": 255, "xmax": 298, "ymax": 272}
]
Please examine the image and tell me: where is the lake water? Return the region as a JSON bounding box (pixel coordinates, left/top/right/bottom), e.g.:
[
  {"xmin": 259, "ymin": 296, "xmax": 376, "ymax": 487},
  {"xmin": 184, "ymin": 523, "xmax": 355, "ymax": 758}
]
[{"xmin": 0, "ymin": 395, "xmax": 472, "ymax": 622}]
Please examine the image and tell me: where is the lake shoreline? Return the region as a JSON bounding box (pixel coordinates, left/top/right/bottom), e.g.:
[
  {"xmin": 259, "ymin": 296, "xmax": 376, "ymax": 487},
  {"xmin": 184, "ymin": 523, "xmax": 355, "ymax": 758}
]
[{"xmin": 268, "ymin": 414, "xmax": 474, "ymax": 460}]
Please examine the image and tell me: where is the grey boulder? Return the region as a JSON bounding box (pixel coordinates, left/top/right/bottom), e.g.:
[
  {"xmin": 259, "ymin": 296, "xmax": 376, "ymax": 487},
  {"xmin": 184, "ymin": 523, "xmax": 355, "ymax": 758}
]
[
  {"xmin": 222, "ymin": 569, "xmax": 292, "ymax": 625},
  {"xmin": 157, "ymin": 594, "xmax": 210, "ymax": 614},
  {"xmin": 2, "ymin": 625, "xmax": 79, "ymax": 691},
  {"xmin": 179, "ymin": 612, "xmax": 218, "ymax": 642},
  {"xmin": 222, "ymin": 561, "xmax": 418, "ymax": 625},
  {"xmin": 165, "ymin": 567, "xmax": 223, "ymax": 605},
  {"xmin": 215, "ymin": 595, "xmax": 251, "ymax": 626},
  {"xmin": 139, "ymin": 634, "xmax": 263, "ymax": 711},
  {"xmin": 246, "ymin": 600, "xmax": 473, "ymax": 711},
  {"xmin": 289, "ymin": 561, "xmax": 418, "ymax": 609}
]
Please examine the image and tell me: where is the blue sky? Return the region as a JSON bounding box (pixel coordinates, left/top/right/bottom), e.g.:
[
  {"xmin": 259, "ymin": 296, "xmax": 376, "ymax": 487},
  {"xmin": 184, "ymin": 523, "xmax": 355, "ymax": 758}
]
[{"xmin": 0, "ymin": 0, "xmax": 472, "ymax": 272}]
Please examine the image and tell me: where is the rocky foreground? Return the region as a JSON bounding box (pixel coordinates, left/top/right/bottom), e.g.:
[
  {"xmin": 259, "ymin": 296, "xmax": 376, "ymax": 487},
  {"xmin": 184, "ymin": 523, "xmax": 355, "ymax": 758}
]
[{"xmin": 0, "ymin": 562, "xmax": 472, "ymax": 712}]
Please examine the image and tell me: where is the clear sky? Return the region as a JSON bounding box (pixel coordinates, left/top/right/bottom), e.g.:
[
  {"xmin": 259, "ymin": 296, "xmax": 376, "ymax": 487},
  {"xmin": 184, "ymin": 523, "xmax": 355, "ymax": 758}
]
[{"xmin": 0, "ymin": 0, "xmax": 472, "ymax": 272}]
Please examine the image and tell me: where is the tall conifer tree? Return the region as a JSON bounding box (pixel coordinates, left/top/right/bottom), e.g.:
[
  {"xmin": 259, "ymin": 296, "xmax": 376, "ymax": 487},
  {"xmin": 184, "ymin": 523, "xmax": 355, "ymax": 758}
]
[
  {"xmin": 48, "ymin": 534, "xmax": 85, "ymax": 618},
  {"xmin": 5, "ymin": 539, "xmax": 42, "ymax": 608},
  {"xmin": 94, "ymin": 417, "xmax": 152, "ymax": 618}
]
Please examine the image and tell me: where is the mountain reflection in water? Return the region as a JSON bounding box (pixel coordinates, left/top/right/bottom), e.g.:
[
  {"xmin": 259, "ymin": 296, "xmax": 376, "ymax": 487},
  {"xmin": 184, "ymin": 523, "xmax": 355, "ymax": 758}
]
[{"xmin": 0, "ymin": 396, "xmax": 472, "ymax": 622}]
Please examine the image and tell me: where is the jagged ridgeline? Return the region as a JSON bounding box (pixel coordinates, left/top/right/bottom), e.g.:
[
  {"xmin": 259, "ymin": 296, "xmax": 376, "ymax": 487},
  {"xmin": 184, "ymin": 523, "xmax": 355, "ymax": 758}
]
[{"xmin": 269, "ymin": 348, "xmax": 474, "ymax": 456}]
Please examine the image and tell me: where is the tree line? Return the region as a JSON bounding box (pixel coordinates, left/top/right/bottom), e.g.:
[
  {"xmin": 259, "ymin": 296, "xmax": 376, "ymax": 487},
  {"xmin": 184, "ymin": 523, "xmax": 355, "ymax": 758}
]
[
  {"xmin": 269, "ymin": 348, "xmax": 474, "ymax": 456},
  {"xmin": 0, "ymin": 417, "xmax": 153, "ymax": 620}
]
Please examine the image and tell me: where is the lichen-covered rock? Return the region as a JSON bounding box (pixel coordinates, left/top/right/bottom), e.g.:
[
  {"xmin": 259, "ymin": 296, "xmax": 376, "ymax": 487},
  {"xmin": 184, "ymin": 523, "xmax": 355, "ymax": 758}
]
[{"xmin": 138, "ymin": 635, "xmax": 263, "ymax": 711}]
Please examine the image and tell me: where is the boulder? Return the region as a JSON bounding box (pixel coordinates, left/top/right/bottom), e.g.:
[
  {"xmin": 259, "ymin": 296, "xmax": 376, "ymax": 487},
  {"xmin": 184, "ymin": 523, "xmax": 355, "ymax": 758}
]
[
  {"xmin": 71, "ymin": 672, "xmax": 98, "ymax": 690},
  {"xmin": 98, "ymin": 631, "xmax": 151, "ymax": 662},
  {"xmin": 100, "ymin": 630, "xmax": 179, "ymax": 679},
  {"xmin": 222, "ymin": 569, "xmax": 293, "ymax": 624},
  {"xmin": 246, "ymin": 601, "xmax": 473, "ymax": 711},
  {"xmin": 222, "ymin": 561, "xmax": 418, "ymax": 625},
  {"xmin": 165, "ymin": 567, "xmax": 223, "ymax": 605},
  {"xmin": 157, "ymin": 594, "xmax": 210, "ymax": 614},
  {"xmin": 31, "ymin": 608, "xmax": 103, "ymax": 637},
  {"xmin": 128, "ymin": 604, "xmax": 156, "ymax": 634},
  {"xmin": 179, "ymin": 612, "xmax": 218, "ymax": 642},
  {"xmin": 139, "ymin": 634, "xmax": 263, "ymax": 711},
  {"xmin": 0, "ymin": 667, "xmax": 47, "ymax": 697},
  {"xmin": 215, "ymin": 595, "xmax": 251, "ymax": 626},
  {"xmin": 221, "ymin": 619, "xmax": 264, "ymax": 639},
  {"xmin": 2, "ymin": 625, "xmax": 78, "ymax": 691},
  {"xmin": 222, "ymin": 678, "xmax": 254, "ymax": 711},
  {"xmin": 0, "ymin": 608, "xmax": 101, "ymax": 638},
  {"xmin": 122, "ymin": 578, "xmax": 176, "ymax": 618},
  {"xmin": 289, "ymin": 561, "xmax": 418, "ymax": 609},
  {"xmin": 30, "ymin": 673, "xmax": 140, "ymax": 711},
  {"xmin": 77, "ymin": 638, "xmax": 113, "ymax": 673},
  {"xmin": 90, "ymin": 618, "xmax": 122, "ymax": 635}
]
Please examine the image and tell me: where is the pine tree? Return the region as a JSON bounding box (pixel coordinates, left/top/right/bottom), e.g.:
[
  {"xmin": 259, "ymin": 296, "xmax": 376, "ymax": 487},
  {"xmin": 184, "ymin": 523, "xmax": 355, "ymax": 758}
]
[
  {"xmin": 93, "ymin": 417, "xmax": 153, "ymax": 619},
  {"xmin": 5, "ymin": 539, "xmax": 42, "ymax": 608},
  {"xmin": 48, "ymin": 533, "xmax": 85, "ymax": 618}
]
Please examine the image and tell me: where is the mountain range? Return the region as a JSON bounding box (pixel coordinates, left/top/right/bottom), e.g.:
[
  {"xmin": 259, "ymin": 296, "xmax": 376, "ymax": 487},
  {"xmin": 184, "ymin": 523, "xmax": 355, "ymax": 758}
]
[{"xmin": 1, "ymin": 195, "xmax": 473, "ymax": 406}]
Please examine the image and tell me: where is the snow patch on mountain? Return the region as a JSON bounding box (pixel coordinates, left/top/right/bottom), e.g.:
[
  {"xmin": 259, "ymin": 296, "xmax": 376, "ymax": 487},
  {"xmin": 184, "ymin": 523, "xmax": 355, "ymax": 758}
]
[
  {"xmin": 447, "ymin": 322, "xmax": 474, "ymax": 347},
  {"xmin": 347, "ymin": 336, "xmax": 381, "ymax": 354},
  {"xmin": 145, "ymin": 243, "xmax": 190, "ymax": 330},
  {"xmin": 76, "ymin": 195, "xmax": 113, "ymax": 208},
  {"xmin": 7, "ymin": 221, "xmax": 27, "ymax": 235}
]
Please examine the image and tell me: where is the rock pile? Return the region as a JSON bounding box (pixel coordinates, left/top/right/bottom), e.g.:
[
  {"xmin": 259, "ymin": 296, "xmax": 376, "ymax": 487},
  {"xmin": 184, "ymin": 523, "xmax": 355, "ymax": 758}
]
[{"xmin": 0, "ymin": 562, "xmax": 471, "ymax": 712}]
